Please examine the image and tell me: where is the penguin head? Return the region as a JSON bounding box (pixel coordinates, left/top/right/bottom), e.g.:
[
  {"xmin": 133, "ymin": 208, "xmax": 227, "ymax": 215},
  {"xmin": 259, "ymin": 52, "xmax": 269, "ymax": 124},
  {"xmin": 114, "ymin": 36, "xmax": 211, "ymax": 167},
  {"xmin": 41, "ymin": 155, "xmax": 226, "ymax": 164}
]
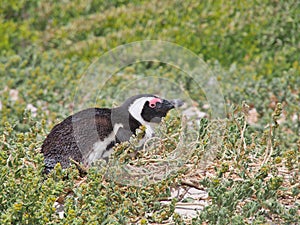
[{"xmin": 124, "ymin": 94, "xmax": 183, "ymax": 125}]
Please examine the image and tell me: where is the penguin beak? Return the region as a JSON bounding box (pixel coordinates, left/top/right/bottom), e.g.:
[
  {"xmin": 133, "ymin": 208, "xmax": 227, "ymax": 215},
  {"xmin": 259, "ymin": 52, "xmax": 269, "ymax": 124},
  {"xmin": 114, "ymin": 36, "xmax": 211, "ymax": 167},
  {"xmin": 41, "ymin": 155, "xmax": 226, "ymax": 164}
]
[
  {"xmin": 169, "ymin": 99, "xmax": 184, "ymax": 108},
  {"xmin": 157, "ymin": 99, "xmax": 184, "ymax": 113},
  {"xmin": 162, "ymin": 99, "xmax": 175, "ymax": 111}
]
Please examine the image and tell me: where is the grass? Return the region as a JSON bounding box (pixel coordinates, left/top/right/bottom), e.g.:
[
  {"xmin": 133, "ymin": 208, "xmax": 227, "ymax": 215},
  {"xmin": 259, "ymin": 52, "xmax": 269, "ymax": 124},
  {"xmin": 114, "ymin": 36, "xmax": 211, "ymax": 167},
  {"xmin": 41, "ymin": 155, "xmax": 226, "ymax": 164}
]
[{"xmin": 0, "ymin": 0, "xmax": 299, "ymax": 224}]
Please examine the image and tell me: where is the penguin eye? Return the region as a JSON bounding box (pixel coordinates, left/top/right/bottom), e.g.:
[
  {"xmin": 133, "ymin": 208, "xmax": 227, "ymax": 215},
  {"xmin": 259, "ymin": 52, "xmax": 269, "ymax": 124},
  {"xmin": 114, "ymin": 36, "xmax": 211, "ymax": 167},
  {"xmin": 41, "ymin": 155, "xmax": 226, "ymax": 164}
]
[
  {"xmin": 149, "ymin": 102, "xmax": 156, "ymax": 108},
  {"xmin": 148, "ymin": 98, "xmax": 162, "ymax": 108}
]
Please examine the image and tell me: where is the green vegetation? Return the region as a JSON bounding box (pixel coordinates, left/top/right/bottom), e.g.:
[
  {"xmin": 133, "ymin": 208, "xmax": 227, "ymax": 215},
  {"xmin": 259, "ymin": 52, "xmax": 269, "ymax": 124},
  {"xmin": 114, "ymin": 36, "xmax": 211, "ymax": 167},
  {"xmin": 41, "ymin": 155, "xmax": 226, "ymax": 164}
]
[{"xmin": 0, "ymin": 0, "xmax": 299, "ymax": 224}]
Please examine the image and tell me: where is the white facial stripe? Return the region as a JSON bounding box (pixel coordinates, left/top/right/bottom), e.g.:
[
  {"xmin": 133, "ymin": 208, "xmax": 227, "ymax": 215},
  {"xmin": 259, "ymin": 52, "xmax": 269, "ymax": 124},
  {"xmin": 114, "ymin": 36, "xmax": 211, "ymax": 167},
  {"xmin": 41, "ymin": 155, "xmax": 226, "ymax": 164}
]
[
  {"xmin": 128, "ymin": 97, "xmax": 156, "ymax": 125},
  {"xmin": 128, "ymin": 97, "xmax": 159, "ymax": 148}
]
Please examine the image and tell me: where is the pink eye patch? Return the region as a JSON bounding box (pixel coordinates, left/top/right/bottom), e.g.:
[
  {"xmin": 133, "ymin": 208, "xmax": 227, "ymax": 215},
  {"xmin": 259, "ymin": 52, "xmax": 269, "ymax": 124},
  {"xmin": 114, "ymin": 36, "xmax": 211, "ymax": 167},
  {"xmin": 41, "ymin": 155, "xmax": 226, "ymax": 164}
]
[{"xmin": 149, "ymin": 98, "xmax": 162, "ymax": 108}]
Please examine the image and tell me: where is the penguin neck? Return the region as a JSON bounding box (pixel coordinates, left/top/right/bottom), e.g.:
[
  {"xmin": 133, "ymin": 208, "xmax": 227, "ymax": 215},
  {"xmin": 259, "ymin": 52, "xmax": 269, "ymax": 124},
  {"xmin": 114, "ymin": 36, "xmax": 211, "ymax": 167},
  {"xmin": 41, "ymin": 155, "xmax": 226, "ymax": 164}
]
[
  {"xmin": 112, "ymin": 107, "xmax": 155, "ymax": 139},
  {"xmin": 111, "ymin": 107, "xmax": 142, "ymax": 134},
  {"xmin": 128, "ymin": 113, "xmax": 142, "ymax": 133},
  {"xmin": 127, "ymin": 111, "xmax": 156, "ymax": 140}
]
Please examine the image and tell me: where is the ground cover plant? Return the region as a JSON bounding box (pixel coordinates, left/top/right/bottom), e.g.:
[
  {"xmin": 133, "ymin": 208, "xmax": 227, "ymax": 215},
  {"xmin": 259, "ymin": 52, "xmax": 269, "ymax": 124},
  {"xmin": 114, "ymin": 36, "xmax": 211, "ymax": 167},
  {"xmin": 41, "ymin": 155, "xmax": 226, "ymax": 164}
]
[{"xmin": 0, "ymin": 0, "xmax": 299, "ymax": 224}]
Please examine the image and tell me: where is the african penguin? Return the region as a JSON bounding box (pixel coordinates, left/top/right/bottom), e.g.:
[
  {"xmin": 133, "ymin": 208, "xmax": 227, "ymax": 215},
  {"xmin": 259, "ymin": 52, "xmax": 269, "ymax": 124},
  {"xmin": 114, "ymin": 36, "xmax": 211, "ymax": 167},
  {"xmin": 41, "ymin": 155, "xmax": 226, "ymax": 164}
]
[{"xmin": 41, "ymin": 94, "xmax": 183, "ymax": 174}]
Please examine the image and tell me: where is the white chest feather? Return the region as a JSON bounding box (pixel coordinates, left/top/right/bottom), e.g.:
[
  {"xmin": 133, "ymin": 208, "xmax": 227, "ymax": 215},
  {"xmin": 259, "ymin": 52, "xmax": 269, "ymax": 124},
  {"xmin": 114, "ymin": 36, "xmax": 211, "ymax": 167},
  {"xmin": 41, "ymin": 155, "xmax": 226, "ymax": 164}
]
[
  {"xmin": 137, "ymin": 124, "xmax": 155, "ymax": 147},
  {"xmin": 85, "ymin": 123, "xmax": 123, "ymax": 165}
]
